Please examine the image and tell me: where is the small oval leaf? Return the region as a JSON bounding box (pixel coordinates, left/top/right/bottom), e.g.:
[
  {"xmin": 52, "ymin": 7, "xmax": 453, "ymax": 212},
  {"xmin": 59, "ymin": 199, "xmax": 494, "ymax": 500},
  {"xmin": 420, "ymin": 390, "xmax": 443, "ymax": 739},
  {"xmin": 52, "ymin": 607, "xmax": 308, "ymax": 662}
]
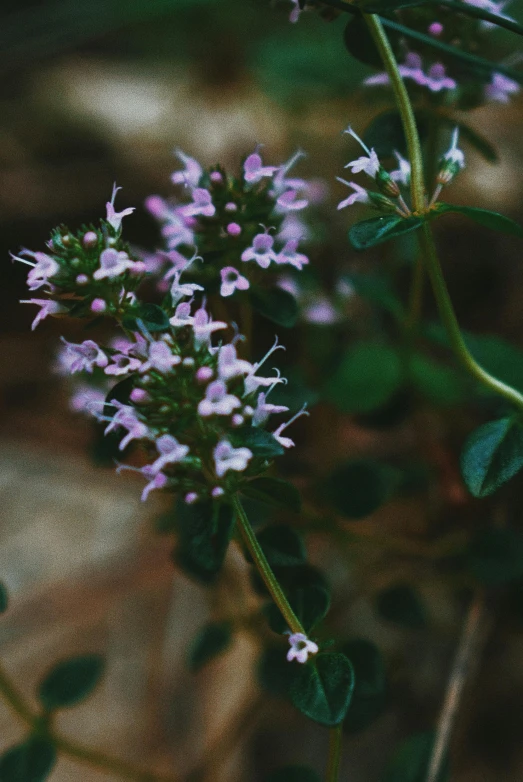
[
  {"xmin": 38, "ymin": 655, "xmax": 104, "ymax": 711},
  {"xmin": 349, "ymin": 215, "xmax": 424, "ymax": 251},
  {"xmin": 249, "ymin": 287, "xmax": 298, "ymax": 328},
  {"xmin": 188, "ymin": 622, "xmax": 232, "ymax": 671},
  {"xmin": 461, "ymin": 417, "xmax": 523, "ymax": 498},
  {"xmin": 290, "ymin": 652, "xmax": 355, "ymax": 726},
  {"xmin": 0, "ymin": 582, "xmax": 8, "ymax": 614},
  {"xmin": 0, "ymin": 737, "xmax": 56, "ymax": 782},
  {"xmin": 432, "ymin": 203, "xmax": 523, "ymax": 238}
]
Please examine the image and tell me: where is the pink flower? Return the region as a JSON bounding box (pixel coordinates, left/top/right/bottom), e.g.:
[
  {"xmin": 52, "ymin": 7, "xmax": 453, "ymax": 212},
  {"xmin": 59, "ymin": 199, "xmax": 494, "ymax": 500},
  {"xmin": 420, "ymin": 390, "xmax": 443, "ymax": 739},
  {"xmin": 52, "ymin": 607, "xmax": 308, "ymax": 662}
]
[
  {"xmin": 150, "ymin": 434, "xmax": 190, "ymax": 472},
  {"xmin": 244, "ymin": 338, "xmax": 286, "ymax": 395},
  {"xmin": 365, "ymin": 53, "xmax": 456, "ymax": 93},
  {"xmin": 171, "ymin": 149, "xmax": 203, "ymax": 188},
  {"xmin": 485, "ymin": 72, "xmax": 520, "ymax": 103},
  {"xmin": 217, "ymin": 344, "xmax": 253, "ymax": 381},
  {"xmin": 252, "ymin": 392, "xmax": 289, "ymax": 426},
  {"xmin": 106, "ymin": 184, "xmax": 135, "ymax": 232},
  {"xmin": 336, "ymin": 179, "xmax": 369, "ymax": 210},
  {"xmin": 69, "ymin": 386, "xmax": 106, "ymax": 417},
  {"xmin": 243, "ymin": 152, "xmax": 278, "ymax": 184},
  {"xmin": 105, "ymin": 354, "xmax": 143, "ymax": 376},
  {"xmin": 192, "ymin": 307, "xmax": 228, "ymax": 349},
  {"xmin": 220, "ymin": 267, "xmax": 250, "ymax": 297},
  {"xmin": 140, "ymin": 340, "xmax": 181, "ymax": 373},
  {"xmin": 169, "ymin": 302, "xmax": 195, "ymax": 328},
  {"xmin": 105, "ymin": 402, "xmax": 150, "ymax": 450},
  {"xmin": 344, "ymin": 127, "xmax": 381, "ymax": 178},
  {"xmin": 94, "ymin": 248, "xmax": 144, "ymax": 280},
  {"xmin": 198, "ymin": 381, "xmax": 242, "ymax": 417},
  {"xmin": 181, "ymin": 188, "xmax": 216, "ymax": 218},
  {"xmin": 60, "ymin": 338, "xmax": 108, "ymax": 373},
  {"xmin": 275, "ymin": 240, "xmax": 309, "ymax": 270},
  {"xmin": 272, "ymin": 405, "xmax": 309, "ymax": 449},
  {"xmin": 276, "ymin": 189, "xmax": 309, "ymax": 212},
  {"xmin": 241, "ymin": 233, "xmax": 277, "ymax": 269},
  {"xmin": 213, "ymin": 440, "xmax": 253, "ymax": 477},
  {"xmin": 289, "ymin": 0, "xmax": 302, "ymax": 22},
  {"xmin": 12, "ymin": 250, "xmax": 60, "ymax": 291},
  {"xmin": 139, "ymin": 466, "xmax": 169, "ymax": 502},
  {"xmin": 425, "ymin": 63, "xmax": 457, "ymax": 92},
  {"xmin": 286, "ymin": 633, "xmax": 318, "ymax": 663},
  {"xmin": 390, "ymin": 151, "xmax": 411, "ymax": 186},
  {"xmin": 20, "ymin": 298, "xmax": 66, "ymax": 330}
]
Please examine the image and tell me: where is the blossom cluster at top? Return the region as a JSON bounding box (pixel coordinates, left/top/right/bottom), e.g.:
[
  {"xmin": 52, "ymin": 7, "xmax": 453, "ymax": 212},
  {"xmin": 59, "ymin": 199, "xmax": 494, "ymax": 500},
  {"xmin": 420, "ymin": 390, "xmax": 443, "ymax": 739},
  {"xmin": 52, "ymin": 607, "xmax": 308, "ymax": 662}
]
[
  {"xmin": 336, "ymin": 125, "xmax": 465, "ymax": 214},
  {"xmin": 144, "ymin": 148, "xmax": 315, "ymax": 299}
]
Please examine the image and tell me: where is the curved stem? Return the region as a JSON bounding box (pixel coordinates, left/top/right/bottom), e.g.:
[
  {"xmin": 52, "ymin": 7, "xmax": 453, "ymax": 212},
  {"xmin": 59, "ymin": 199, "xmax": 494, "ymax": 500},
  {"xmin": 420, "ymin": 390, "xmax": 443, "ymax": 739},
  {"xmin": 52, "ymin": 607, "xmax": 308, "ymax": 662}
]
[
  {"xmin": 325, "ymin": 724, "xmax": 343, "ymax": 782},
  {"xmin": 0, "ymin": 661, "xmax": 178, "ymax": 782},
  {"xmin": 232, "ymin": 494, "xmax": 305, "ymax": 635},
  {"xmin": 418, "ymin": 223, "xmax": 523, "ymax": 409},
  {"xmin": 362, "ymin": 13, "xmax": 425, "ymax": 212}
]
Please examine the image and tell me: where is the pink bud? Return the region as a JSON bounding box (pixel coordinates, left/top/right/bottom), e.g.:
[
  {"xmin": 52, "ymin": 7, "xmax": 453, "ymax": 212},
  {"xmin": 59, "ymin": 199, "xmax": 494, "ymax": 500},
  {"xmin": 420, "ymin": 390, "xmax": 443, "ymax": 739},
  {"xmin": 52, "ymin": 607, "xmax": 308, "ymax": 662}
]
[
  {"xmin": 185, "ymin": 492, "xmax": 198, "ymax": 504},
  {"xmin": 76, "ymin": 274, "xmax": 89, "ymax": 285},
  {"xmin": 227, "ymin": 222, "xmax": 242, "ymax": 237},
  {"xmin": 83, "ymin": 231, "xmax": 98, "ymax": 248},
  {"xmin": 211, "ymin": 487, "xmax": 225, "ymax": 498},
  {"xmin": 225, "ymin": 202, "xmax": 238, "ymax": 212},
  {"xmin": 196, "ymin": 366, "xmax": 213, "ymax": 383},
  {"xmin": 232, "ymin": 414, "xmax": 244, "ymax": 426},
  {"xmin": 130, "ymin": 388, "xmax": 151, "ymax": 403},
  {"xmin": 428, "ymin": 21, "xmax": 443, "ymax": 36},
  {"xmin": 90, "ymin": 298, "xmax": 107, "ymax": 313},
  {"xmin": 210, "ymin": 171, "xmax": 223, "ymax": 184}
]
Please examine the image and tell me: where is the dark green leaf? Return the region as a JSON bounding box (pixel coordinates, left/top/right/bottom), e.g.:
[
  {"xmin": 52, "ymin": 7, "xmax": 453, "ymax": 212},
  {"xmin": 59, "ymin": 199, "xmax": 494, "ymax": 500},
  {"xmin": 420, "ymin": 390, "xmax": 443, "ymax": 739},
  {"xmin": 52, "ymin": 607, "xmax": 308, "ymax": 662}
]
[
  {"xmin": 0, "ymin": 737, "xmax": 56, "ymax": 782},
  {"xmin": 122, "ymin": 302, "xmax": 170, "ymax": 332},
  {"xmin": 408, "ymin": 354, "xmax": 465, "ymax": 407},
  {"xmin": 460, "ymin": 417, "xmax": 523, "ymax": 498},
  {"xmin": 265, "ymin": 766, "xmax": 321, "ymax": 782},
  {"xmin": 326, "ymin": 341, "xmax": 402, "ymax": 414},
  {"xmin": 467, "ymin": 528, "xmax": 523, "ymax": 585},
  {"xmin": 344, "ymin": 15, "xmax": 401, "ymax": 68},
  {"xmin": 376, "ymin": 584, "xmax": 427, "ymax": 629},
  {"xmin": 290, "ymin": 652, "xmax": 355, "ymax": 726},
  {"xmin": 173, "ymin": 500, "xmax": 234, "ymax": 584},
  {"xmin": 432, "ymin": 203, "xmax": 523, "ymax": 239},
  {"xmin": 349, "ymin": 215, "xmax": 424, "ymax": 251},
  {"xmin": 188, "ymin": 622, "xmax": 232, "ymax": 671},
  {"xmin": 103, "ymin": 375, "xmax": 135, "ymax": 419},
  {"xmin": 342, "ymin": 639, "xmax": 386, "ymax": 733},
  {"xmin": 326, "ymin": 460, "xmax": 396, "ymax": 519},
  {"xmin": 355, "ymin": 0, "xmax": 427, "ymax": 12},
  {"xmin": 265, "ymin": 585, "xmax": 330, "ymax": 634},
  {"xmin": 253, "ymin": 524, "xmax": 307, "ymax": 568},
  {"xmin": 0, "ymin": 582, "xmax": 8, "ymax": 614},
  {"xmin": 382, "ymin": 731, "xmax": 448, "ymax": 782},
  {"xmin": 346, "ymin": 272, "xmax": 404, "ymax": 320},
  {"xmin": 38, "ymin": 655, "xmax": 104, "ymax": 711},
  {"xmin": 249, "ymin": 287, "xmax": 298, "ymax": 328},
  {"xmin": 258, "ymin": 646, "xmax": 303, "ymax": 699},
  {"xmin": 230, "ymin": 427, "xmax": 284, "ymax": 458},
  {"xmin": 363, "ymin": 111, "xmax": 407, "ymax": 158},
  {"xmin": 241, "ymin": 477, "xmax": 301, "ymax": 513}
]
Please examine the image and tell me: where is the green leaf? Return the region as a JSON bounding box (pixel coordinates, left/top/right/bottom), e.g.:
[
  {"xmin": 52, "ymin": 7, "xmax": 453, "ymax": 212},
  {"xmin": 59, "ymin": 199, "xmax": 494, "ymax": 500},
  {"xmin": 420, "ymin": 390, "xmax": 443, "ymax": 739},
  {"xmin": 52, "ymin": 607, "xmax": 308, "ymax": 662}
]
[
  {"xmin": 249, "ymin": 287, "xmax": 298, "ymax": 328},
  {"xmin": 354, "ymin": 0, "xmax": 427, "ymax": 12},
  {"xmin": 376, "ymin": 584, "xmax": 427, "ymax": 629},
  {"xmin": 0, "ymin": 737, "xmax": 56, "ymax": 782},
  {"xmin": 252, "ymin": 524, "xmax": 307, "ymax": 568},
  {"xmin": 346, "ymin": 272, "xmax": 405, "ymax": 320},
  {"xmin": 326, "ymin": 460, "xmax": 396, "ymax": 519},
  {"xmin": 265, "ymin": 585, "xmax": 330, "ymax": 634},
  {"xmin": 173, "ymin": 500, "xmax": 234, "ymax": 584},
  {"xmin": 38, "ymin": 655, "xmax": 104, "ymax": 711},
  {"xmin": 343, "ymin": 15, "xmax": 401, "ymax": 68},
  {"xmin": 122, "ymin": 302, "xmax": 170, "ymax": 332},
  {"xmin": 188, "ymin": 622, "xmax": 232, "ymax": 671},
  {"xmin": 467, "ymin": 528, "xmax": 523, "ymax": 585},
  {"xmin": 460, "ymin": 417, "xmax": 523, "ymax": 498},
  {"xmin": 257, "ymin": 646, "xmax": 303, "ymax": 699},
  {"xmin": 349, "ymin": 215, "xmax": 425, "ymax": 251},
  {"xmin": 408, "ymin": 354, "xmax": 465, "ymax": 407},
  {"xmin": 382, "ymin": 731, "xmax": 448, "ymax": 782},
  {"xmin": 342, "ymin": 639, "xmax": 386, "ymax": 734},
  {"xmin": 326, "ymin": 341, "xmax": 403, "ymax": 414},
  {"xmin": 432, "ymin": 203, "xmax": 523, "ymax": 239},
  {"xmin": 0, "ymin": 582, "xmax": 8, "ymax": 614},
  {"xmin": 265, "ymin": 766, "xmax": 321, "ymax": 782},
  {"xmin": 103, "ymin": 374, "xmax": 135, "ymax": 419},
  {"xmin": 290, "ymin": 652, "xmax": 355, "ymax": 727},
  {"xmin": 241, "ymin": 477, "xmax": 301, "ymax": 513},
  {"xmin": 230, "ymin": 427, "xmax": 284, "ymax": 458}
]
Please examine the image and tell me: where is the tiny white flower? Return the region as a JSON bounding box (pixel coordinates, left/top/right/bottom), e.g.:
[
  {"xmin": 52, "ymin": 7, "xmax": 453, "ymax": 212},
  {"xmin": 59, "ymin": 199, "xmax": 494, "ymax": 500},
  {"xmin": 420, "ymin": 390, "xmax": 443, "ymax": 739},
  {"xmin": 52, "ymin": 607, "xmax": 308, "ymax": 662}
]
[{"xmin": 287, "ymin": 632, "xmax": 319, "ymax": 664}]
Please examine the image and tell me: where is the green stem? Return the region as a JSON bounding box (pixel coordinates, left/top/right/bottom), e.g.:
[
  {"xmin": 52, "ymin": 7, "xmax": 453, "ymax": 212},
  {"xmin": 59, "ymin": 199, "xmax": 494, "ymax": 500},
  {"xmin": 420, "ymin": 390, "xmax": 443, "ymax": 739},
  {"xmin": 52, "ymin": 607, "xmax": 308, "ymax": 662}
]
[
  {"xmin": 0, "ymin": 662, "xmax": 178, "ymax": 782},
  {"xmin": 418, "ymin": 223, "xmax": 523, "ymax": 409},
  {"xmin": 232, "ymin": 494, "xmax": 305, "ymax": 635},
  {"xmin": 362, "ymin": 13, "xmax": 425, "ymax": 212},
  {"xmin": 325, "ymin": 725, "xmax": 343, "ymax": 782}
]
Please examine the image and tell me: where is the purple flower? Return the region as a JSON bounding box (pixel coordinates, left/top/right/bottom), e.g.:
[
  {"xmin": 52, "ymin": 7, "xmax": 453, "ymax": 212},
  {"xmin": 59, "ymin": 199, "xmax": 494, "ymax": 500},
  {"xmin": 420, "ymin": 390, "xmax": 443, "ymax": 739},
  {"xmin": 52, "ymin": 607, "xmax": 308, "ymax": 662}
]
[
  {"xmin": 425, "ymin": 63, "xmax": 457, "ymax": 92},
  {"xmin": 272, "ymin": 405, "xmax": 309, "ymax": 449},
  {"xmin": 276, "ymin": 189, "xmax": 309, "ymax": 212},
  {"xmin": 243, "ymin": 152, "xmax": 278, "ymax": 184},
  {"xmin": 277, "ymin": 213, "xmax": 311, "ymax": 243},
  {"xmin": 198, "ymin": 381, "xmax": 242, "ymax": 417},
  {"xmin": 390, "ymin": 151, "xmax": 411, "ymax": 186},
  {"xmin": 69, "ymin": 386, "xmax": 106, "ymax": 418},
  {"xmin": 275, "ymin": 240, "xmax": 309, "ymax": 271},
  {"xmin": 286, "ymin": 632, "xmax": 318, "ymax": 663},
  {"xmin": 303, "ymin": 296, "xmax": 340, "ymax": 325},
  {"xmin": 252, "ymin": 392, "xmax": 289, "ymax": 426},
  {"xmin": 105, "ymin": 354, "xmax": 143, "ymax": 376},
  {"xmin": 20, "ymin": 298, "xmax": 66, "ymax": 330},
  {"xmin": 150, "ymin": 434, "xmax": 190, "ymax": 472},
  {"xmin": 244, "ymin": 338, "xmax": 286, "ymax": 395},
  {"xmin": 169, "ymin": 302, "xmax": 195, "ymax": 328},
  {"xmin": 60, "ymin": 338, "xmax": 108, "ymax": 373},
  {"xmin": 217, "ymin": 344, "xmax": 253, "ymax": 381},
  {"xmin": 365, "ymin": 53, "xmax": 456, "ymax": 93},
  {"xmin": 336, "ymin": 179, "xmax": 370, "ymax": 210},
  {"xmin": 106, "ymin": 185, "xmax": 135, "ymax": 232},
  {"xmin": 289, "ymin": 0, "xmax": 302, "ymax": 22},
  {"xmin": 145, "ymin": 196, "xmax": 195, "ymax": 249},
  {"xmin": 94, "ymin": 248, "xmax": 144, "ymax": 280},
  {"xmin": 344, "ymin": 127, "xmax": 381, "ymax": 178},
  {"xmin": 181, "ymin": 188, "xmax": 216, "ymax": 218},
  {"xmin": 169, "ymin": 267, "xmax": 205, "ymax": 305},
  {"xmin": 241, "ymin": 233, "xmax": 277, "ymax": 269},
  {"xmin": 12, "ymin": 250, "xmax": 60, "ymax": 291},
  {"xmin": 220, "ymin": 266, "xmax": 250, "ymax": 297},
  {"xmin": 192, "ymin": 307, "xmax": 228, "ymax": 349},
  {"xmin": 213, "ymin": 440, "xmax": 253, "ymax": 477},
  {"xmin": 140, "ymin": 340, "xmax": 181, "ymax": 373},
  {"xmin": 171, "ymin": 149, "xmax": 203, "ymax": 188},
  {"xmin": 485, "ymin": 72, "xmax": 520, "ymax": 103},
  {"xmin": 139, "ymin": 466, "xmax": 169, "ymax": 502},
  {"xmin": 105, "ymin": 402, "xmax": 150, "ymax": 450}
]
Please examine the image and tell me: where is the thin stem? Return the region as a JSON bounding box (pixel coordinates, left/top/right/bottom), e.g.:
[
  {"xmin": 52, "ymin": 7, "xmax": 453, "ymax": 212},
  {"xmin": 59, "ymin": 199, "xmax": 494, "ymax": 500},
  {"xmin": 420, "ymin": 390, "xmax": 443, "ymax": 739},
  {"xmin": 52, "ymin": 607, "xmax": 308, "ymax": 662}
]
[
  {"xmin": 425, "ymin": 591, "xmax": 488, "ymax": 782},
  {"xmin": 232, "ymin": 494, "xmax": 305, "ymax": 635},
  {"xmin": 362, "ymin": 13, "xmax": 425, "ymax": 212},
  {"xmin": 418, "ymin": 223, "xmax": 523, "ymax": 410},
  {"xmin": 406, "ymin": 253, "xmax": 424, "ymax": 333},
  {"xmin": 325, "ymin": 725, "xmax": 343, "ymax": 782},
  {"xmin": 0, "ymin": 661, "xmax": 178, "ymax": 782}
]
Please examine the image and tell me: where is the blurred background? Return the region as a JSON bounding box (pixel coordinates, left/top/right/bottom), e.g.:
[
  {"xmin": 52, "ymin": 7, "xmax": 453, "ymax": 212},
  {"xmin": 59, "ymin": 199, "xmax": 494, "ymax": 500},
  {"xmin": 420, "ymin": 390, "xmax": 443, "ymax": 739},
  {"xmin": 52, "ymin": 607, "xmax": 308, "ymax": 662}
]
[{"xmin": 1, "ymin": 0, "xmax": 523, "ymax": 780}]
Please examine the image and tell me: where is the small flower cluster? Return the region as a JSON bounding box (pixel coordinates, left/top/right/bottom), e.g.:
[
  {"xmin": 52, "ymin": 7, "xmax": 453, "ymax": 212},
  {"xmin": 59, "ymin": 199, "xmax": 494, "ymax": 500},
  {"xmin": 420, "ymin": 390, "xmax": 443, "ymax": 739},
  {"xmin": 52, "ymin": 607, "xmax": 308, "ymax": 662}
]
[
  {"xmin": 145, "ymin": 148, "xmax": 313, "ymax": 299},
  {"xmin": 363, "ymin": 0, "xmax": 520, "ymax": 107},
  {"xmin": 336, "ymin": 125, "xmax": 465, "ymax": 215},
  {"xmin": 15, "ymin": 186, "xmax": 142, "ymax": 329}
]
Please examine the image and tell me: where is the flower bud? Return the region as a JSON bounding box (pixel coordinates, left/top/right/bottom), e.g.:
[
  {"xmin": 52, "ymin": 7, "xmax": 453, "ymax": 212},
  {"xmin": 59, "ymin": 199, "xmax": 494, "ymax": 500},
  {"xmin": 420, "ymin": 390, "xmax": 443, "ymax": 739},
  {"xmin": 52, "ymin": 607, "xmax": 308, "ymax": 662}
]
[{"xmin": 375, "ymin": 168, "xmax": 401, "ymax": 199}]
